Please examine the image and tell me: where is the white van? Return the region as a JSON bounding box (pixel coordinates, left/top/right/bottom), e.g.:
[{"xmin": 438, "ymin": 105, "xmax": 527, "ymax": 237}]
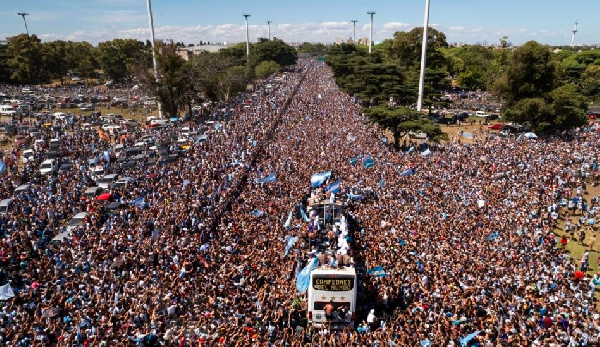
[
  {"xmin": 0, "ymin": 198, "xmax": 14, "ymax": 215},
  {"xmin": 475, "ymin": 111, "xmax": 489, "ymax": 117},
  {"xmin": 0, "ymin": 105, "xmax": 17, "ymax": 116}
]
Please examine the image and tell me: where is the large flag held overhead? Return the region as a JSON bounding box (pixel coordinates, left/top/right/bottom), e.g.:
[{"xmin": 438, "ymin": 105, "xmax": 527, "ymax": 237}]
[
  {"xmin": 367, "ymin": 266, "xmax": 387, "ymax": 277},
  {"xmin": 256, "ymin": 172, "xmax": 277, "ymax": 184},
  {"xmin": 296, "ymin": 257, "xmax": 319, "ymax": 293},
  {"xmin": 310, "ymin": 171, "xmax": 331, "ymax": 187},
  {"xmin": 349, "ymin": 156, "xmax": 360, "ymax": 166},
  {"xmin": 363, "ymin": 156, "xmax": 375, "ymax": 169},
  {"xmin": 299, "ymin": 205, "xmax": 309, "ymax": 222},
  {"xmin": 283, "ymin": 235, "xmax": 298, "ymax": 257},
  {"xmin": 284, "ymin": 210, "xmax": 293, "ymax": 228},
  {"xmin": 347, "ymin": 193, "xmax": 363, "ymax": 200},
  {"xmin": 326, "ymin": 180, "xmax": 341, "ymax": 194},
  {"xmin": 421, "ymin": 149, "xmax": 432, "ymax": 157},
  {"xmin": 399, "ymin": 168, "xmax": 415, "ymax": 177},
  {"xmin": 0, "ymin": 160, "xmax": 6, "ymax": 174}
]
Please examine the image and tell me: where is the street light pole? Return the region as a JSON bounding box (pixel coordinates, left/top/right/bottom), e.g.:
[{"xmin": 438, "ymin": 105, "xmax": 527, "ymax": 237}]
[
  {"xmin": 17, "ymin": 13, "xmax": 29, "ymax": 35},
  {"xmin": 416, "ymin": 0, "xmax": 431, "ymax": 112},
  {"xmin": 146, "ymin": 0, "xmax": 162, "ymax": 118},
  {"xmin": 243, "ymin": 14, "xmax": 251, "ymax": 57},
  {"xmin": 351, "ymin": 20, "xmax": 357, "ymax": 44},
  {"xmin": 267, "ymin": 20, "xmax": 272, "ymax": 40},
  {"xmin": 367, "ymin": 11, "xmax": 376, "ymax": 53}
]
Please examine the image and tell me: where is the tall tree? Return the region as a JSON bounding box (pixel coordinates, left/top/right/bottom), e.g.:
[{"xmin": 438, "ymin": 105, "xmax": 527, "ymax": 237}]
[
  {"xmin": 250, "ymin": 39, "xmax": 297, "ymax": 69},
  {"xmin": 97, "ymin": 39, "xmax": 149, "ymax": 82},
  {"xmin": 494, "ymin": 41, "xmax": 557, "ymax": 105},
  {"xmin": 6, "ymin": 34, "xmax": 45, "ymax": 84},
  {"xmin": 255, "ymin": 60, "xmax": 280, "ymax": 79}
]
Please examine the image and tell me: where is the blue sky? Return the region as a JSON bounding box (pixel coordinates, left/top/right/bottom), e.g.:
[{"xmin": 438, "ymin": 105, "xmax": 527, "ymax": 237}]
[{"xmin": 1, "ymin": 0, "xmax": 598, "ymax": 46}]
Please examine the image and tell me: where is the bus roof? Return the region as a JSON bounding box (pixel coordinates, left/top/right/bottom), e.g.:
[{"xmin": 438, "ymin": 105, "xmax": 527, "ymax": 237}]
[{"xmin": 311, "ymin": 266, "xmax": 356, "ymax": 276}]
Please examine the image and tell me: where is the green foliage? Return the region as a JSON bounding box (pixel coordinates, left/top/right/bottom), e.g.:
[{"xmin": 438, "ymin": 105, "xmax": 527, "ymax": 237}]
[
  {"xmin": 0, "ymin": 44, "xmax": 11, "ymax": 83},
  {"xmin": 581, "ymin": 65, "xmax": 600, "ymax": 101},
  {"xmin": 496, "ymin": 41, "xmax": 557, "ymax": 105},
  {"xmin": 6, "ymin": 34, "xmax": 44, "ymax": 84},
  {"xmin": 327, "ymin": 47, "xmax": 415, "ymax": 106},
  {"xmin": 297, "ymin": 42, "xmax": 328, "ymax": 55},
  {"xmin": 548, "ymin": 84, "xmax": 588, "ymax": 129},
  {"xmin": 97, "ymin": 39, "xmax": 150, "ymax": 82},
  {"xmin": 364, "ymin": 105, "xmax": 444, "ymax": 145},
  {"xmin": 444, "ymin": 45, "xmax": 495, "ymax": 90},
  {"xmin": 255, "ymin": 60, "xmax": 280, "ymax": 79},
  {"xmin": 250, "ymin": 39, "xmax": 297, "ymax": 69}
]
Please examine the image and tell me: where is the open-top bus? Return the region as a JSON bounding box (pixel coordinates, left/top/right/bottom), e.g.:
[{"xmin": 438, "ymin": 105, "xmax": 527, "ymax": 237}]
[{"xmin": 307, "ymin": 266, "xmax": 357, "ymax": 329}]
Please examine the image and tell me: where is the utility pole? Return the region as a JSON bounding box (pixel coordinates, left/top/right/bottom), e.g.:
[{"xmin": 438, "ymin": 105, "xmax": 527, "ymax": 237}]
[
  {"xmin": 243, "ymin": 14, "xmax": 251, "ymax": 57},
  {"xmin": 146, "ymin": 0, "xmax": 162, "ymax": 118},
  {"xmin": 17, "ymin": 13, "xmax": 29, "ymax": 35},
  {"xmin": 267, "ymin": 20, "xmax": 272, "ymax": 40},
  {"xmin": 416, "ymin": 0, "xmax": 431, "ymax": 112},
  {"xmin": 367, "ymin": 11, "xmax": 376, "ymax": 53},
  {"xmin": 570, "ymin": 21, "xmax": 579, "ymax": 47},
  {"xmin": 351, "ymin": 20, "xmax": 357, "ymax": 44}
]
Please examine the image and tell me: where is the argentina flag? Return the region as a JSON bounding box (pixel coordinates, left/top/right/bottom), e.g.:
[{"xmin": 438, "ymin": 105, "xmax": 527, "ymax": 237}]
[
  {"xmin": 326, "ymin": 180, "xmax": 340, "ymax": 194},
  {"xmin": 310, "ymin": 171, "xmax": 331, "ymax": 187},
  {"xmin": 399, "ymin": 168, "xmax": 415, "ymax": 176},
  {"xmin": 256, "ymin": 172, "xmax": 277, "ymax": 184}
]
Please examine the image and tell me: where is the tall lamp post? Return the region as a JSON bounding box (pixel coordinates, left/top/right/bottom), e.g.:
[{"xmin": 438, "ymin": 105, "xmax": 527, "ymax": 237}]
[
  {"xmin": 416, "ymin": 0, "xmax": 431, "ymax": 112},
  {"xmin": 17, "ymin": 13, "xmax": 29, "ymax": 35},
  {"xmin": 351, "ymin": 20, "xmax": 357, "ymax": 44},
  {"xmin": 267, "ymin": 20, "xmax": 272, "ymax": 40},
  {"xmin": 367, "ymin": 11, "xmax": 376, "ymax": 53},
  {"xmin": 243, "ymin": 14, "xmax": 251, "ymax": 57},
  {"xmin": 146, "ymin": 0, "xmax": 162, "ymax": 117}
]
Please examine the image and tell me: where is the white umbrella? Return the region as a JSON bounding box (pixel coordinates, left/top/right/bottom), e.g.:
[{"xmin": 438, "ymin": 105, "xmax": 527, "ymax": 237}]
[{"xmin": 523, "ymin": 132, "xmax": 537, "ymax": 139}]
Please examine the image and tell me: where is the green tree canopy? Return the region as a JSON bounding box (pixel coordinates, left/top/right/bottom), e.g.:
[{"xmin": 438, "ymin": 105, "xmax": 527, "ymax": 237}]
[
  {"xmin": 495, "ymin": 41, "xmax": 557, "ymax": 105},
  {"xmin": 6, "ymin": 34, "xmax": 44, "ymax": 84},
  {"xmin": 250, "ymin": 39, "xmax": 297, "ymax": 69},
  {"xmin": 255, "ymin": 60, "xmax": 280, "ymax": 79},
  {"xmin": 97, "ymin": 39, "xmax": 149, "ymax": 82}
]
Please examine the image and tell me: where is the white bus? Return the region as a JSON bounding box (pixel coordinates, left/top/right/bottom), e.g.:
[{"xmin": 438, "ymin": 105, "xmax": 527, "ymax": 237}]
[{"xmin": 307, "ymin": 266, "xmax": 357, "ymax": 329}]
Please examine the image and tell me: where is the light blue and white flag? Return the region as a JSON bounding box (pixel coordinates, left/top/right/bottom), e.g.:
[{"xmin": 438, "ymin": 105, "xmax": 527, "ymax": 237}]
[
  {"xmin": 367, "ymin": 266, "xmax": 387, "ymax": 277},
  {"xmin": 399, "ymin": 168, "xmax": 415, "ymax": 176},
  {"xmin": 421, "ymin": 149, "xmax": 431, "ymax": 157},
  {"xmin": 326, "ymin": 180, "xmax": 341, "ymax": 194},
  {"xmin": 0, "ymin": 160, "xmax": 6, "ymax": 174},
  {"xmin": 363, "ymin": 156, "xmax": 375, "ymax": 169},
  {"xmin": 459, "ymin": 331, "xmax": 481, "ymax": 346},
  {"xmin": 378, "ymin": 178, "xmax": 386, "ymax": 188},
  {"xmin": 299, "ymin": 205, "xmax": 309, "ymax": 222},
  {"xmin": 284, "ymin": 210, "xmax": 293, "ymax": 228},
  {"xmin": 311, "ymin": 171, "xmax": 331, "ymax": 187},
  {"xmin": 349, "ymin": 156, "xmax": 360, "ymax": 166},
  {"xmin": 256, "ymin": 172, "xmax": 277, "ymax": 184},
  {"xmin": 296, "ymin": 257, "xmax": 319, "ymax": 293},
  {"xmin": 347, "ymin": 193, "xmax": 363, "ymax": 200},
  {"xmin": 284, "ymin": 235, "xmax": 298, "ymax": 257},
  {"xmin": 249, "ymin": 210, "xmax": 265, "ymax": 217}
]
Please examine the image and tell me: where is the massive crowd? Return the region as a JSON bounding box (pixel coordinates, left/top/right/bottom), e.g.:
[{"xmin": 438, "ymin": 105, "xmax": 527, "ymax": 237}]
[{"xmin": 0, "ymin": 58, "xmax": 599, "ymax": 346}]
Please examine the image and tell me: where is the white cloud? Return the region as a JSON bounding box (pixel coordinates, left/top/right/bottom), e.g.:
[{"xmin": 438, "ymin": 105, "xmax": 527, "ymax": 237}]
[{"xmin": 26, "ymin": 21, "xmax": 575, "ymax": 46}]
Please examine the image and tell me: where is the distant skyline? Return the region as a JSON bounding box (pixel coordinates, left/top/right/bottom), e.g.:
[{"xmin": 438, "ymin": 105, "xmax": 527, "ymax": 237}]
[{"xmin": 1, "ymin": 0, "xmax": 598, "ymax": 46}]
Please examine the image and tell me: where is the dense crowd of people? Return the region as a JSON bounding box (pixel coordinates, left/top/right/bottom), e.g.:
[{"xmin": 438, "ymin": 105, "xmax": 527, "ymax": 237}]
[{"xmin": 0, "ymin": 58, "xmax": 599, "ymax": 346}]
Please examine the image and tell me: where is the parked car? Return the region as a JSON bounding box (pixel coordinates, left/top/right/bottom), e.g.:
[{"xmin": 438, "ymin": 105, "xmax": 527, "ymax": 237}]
[
  {"xmin": 98, "ymin": 173, "xmax": 120, "ymax": 189},
  {"xmin": 488, "ymin": 123, "xmax": 505, "ymax": 131},
  {"xmin": 66, "ymin": 212, "xmax": 87, "ymax": 231},
  {"xmin": 39, "ymin": 159, "xmax": 58, "ymax": 175},
  {"xmin": 21, "ymin": 148, "xmax": 35, "ymax": 163}
]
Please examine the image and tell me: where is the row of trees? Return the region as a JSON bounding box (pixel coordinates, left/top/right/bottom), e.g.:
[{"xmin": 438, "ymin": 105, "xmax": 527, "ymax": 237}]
[
  {"xmin": 325, "ymin": 27, "xmax": 600, "ymax": 141},
  {"xmin": 0, "ymin": 34, "xmax": 298, "ymax": 117}
]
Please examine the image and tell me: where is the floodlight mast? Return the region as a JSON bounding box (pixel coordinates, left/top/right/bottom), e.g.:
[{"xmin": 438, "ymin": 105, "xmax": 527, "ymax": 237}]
[
  {"xmin": 351, "ymin": 20, "xmax": 357, "ymax": 44},
  {"xmin": 17, "ymin": 13, "xmax": 29, "ymax": 35},
  {"xmin": 416, "ymin": 0, "xmax": 431, "ymax": 112},
  {"xmin": 267, "ymin": 20, "xmax": 272, "ymax": 40},
  {"xmin": 367, "ymin": 11, "xmax": 376, "ymax": 53},
  {"xmin": 243, "ymin": 14, "xmax": 251, "ymax": 57},
  {"xmin": 146, "ymin": 0, "xmax": 162, "ymax": 118}
]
